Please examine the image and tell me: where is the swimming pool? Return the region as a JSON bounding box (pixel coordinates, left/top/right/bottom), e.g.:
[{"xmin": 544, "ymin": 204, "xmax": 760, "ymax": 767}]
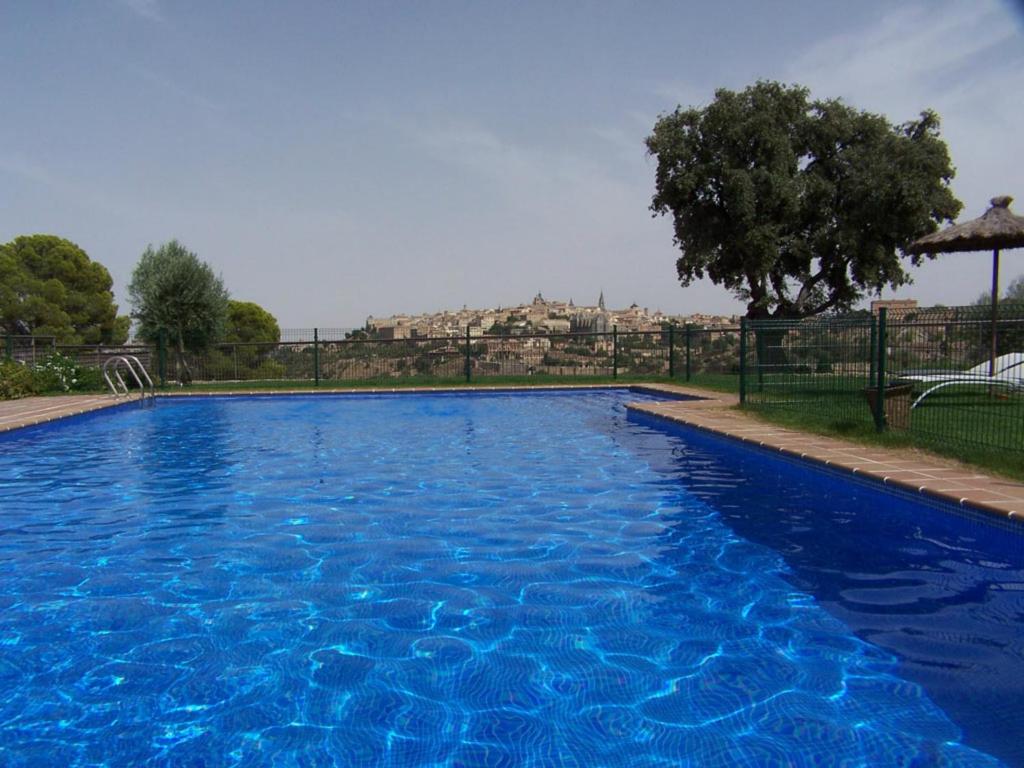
[{"xmin": 0, "ymin": 390, "xmax": 1021, "ymax": 766}]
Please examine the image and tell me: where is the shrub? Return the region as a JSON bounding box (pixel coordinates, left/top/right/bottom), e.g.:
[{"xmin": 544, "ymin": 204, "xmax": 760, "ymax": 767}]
[
  {"xmin": 0, "ymin": 360, "xmax": 38, "ymax": 400},
  {"xmin": 33, "ymin": 353, "xmax": 81, "ymax": 393},
  {"xmin": 72, "ymin": 366, "xmax": 105, "ymax": 392}
]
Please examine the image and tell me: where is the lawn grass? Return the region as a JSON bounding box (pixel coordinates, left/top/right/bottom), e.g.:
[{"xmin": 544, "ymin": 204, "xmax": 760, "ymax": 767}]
[{"xmin": 741, "ymin": 384, "xmax": 1024, "ymax": 482}]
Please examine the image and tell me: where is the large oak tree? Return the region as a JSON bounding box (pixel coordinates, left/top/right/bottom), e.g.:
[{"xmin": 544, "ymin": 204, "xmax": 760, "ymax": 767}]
[{"xmin": 646, "ymin": 81, "xmax": 962, "ymax": 319}]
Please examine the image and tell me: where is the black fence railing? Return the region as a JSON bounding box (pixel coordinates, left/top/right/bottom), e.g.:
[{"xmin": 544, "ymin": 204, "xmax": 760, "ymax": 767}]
[{"xmin": 739, "ymin": 304, "xmax": 1024, "ymax": 455}]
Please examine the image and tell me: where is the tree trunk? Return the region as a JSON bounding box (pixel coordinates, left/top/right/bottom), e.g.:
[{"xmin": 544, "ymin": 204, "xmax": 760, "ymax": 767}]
[
  {"xmin": 746, "ymin": 306, "xmax": 796, "ymax": 375},
  {"xmin": 176, "ymin": 331, "xmax": 193, "ymax": 385}
]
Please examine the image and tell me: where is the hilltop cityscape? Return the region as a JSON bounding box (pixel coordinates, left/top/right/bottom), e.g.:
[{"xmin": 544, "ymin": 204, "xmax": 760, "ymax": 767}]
[{"xmin": 365, "ymin": 292, "xmax": 740, "ymax": 340}]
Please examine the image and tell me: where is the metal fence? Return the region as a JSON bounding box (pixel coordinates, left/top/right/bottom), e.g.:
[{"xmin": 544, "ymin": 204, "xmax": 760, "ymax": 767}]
[
  {"xmin": 2, "ymin": 335, "xmax": 56, "ymax": 365},
  {"xmin": 739, "ymin": 304, "xmax": 1024, "ymax": 455},
  {"xmin": 2, "ymin": 326, "xmax": 741, "ymax": 389},
  {"xmin": 7, "ymin": 305, "xmax": 1022, "ymax": 456},
  {"xmin": 173, "ymin": 327, "xmax": 741, "ymax": 386}
]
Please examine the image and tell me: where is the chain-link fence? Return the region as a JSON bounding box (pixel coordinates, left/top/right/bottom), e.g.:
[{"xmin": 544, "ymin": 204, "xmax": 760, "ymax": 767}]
[{"xmin": 739, "ymin": 304, "xmax": 1024, "ymax": 455}]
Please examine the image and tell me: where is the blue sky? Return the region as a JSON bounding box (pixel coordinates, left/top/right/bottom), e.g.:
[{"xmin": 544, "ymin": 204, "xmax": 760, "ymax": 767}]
[{"xmin": 2, "ymin": 0, "xmax": 1023, "ymax": 326}]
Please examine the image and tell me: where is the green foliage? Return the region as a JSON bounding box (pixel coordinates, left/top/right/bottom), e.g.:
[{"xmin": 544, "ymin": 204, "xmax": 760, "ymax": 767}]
[
  {"xmin": 0, "ymin": 235, "xmax": 124, "ymax": 343},
  {"xmin": 0, "ymin": 360, "xmax": 38, "ymax": 399},
  {"xmin": 971, "ymin": 276, "xmax": 1024, "ymax": 357},
  {"xmin": 32, "ymin": 352, "xmax": 80, "ymax": 393},
  {"xmin": 128, "ymin": 240, "xmax": 228, "ymax": 348},
  {"xmin": 646, "ymin": 81, "xmax": 962, "ymax": 319},
  {"xmin": 487, "ymin": 317, "xmax": 531, "ymax": 335},
  {"xmin": 128, "ymin": 240, "xmax": 229, "ymax": 383},
  {"xmin": 112, "ymin": 315, "xmax": 131, "ymax": 344},
  {"xmin": 19, "ymin": 352, "xmax": 104, "ymax": 393},
  {"xmin": 1007, "ymin": 276, "xmax": 1024, "ymax": 304},
  {"xmin": 225, "ymin": 300, "xmax": 280, "ymax": 343},
  {"xmin": 72, "ymin": 365, "xmax": 105, "ymax": 392},
  {"xmin": 974, "ymin": 274, "xmax": 1024, "ymax": 306},
  {"xmin": 199, "ymin": 347, "xmax": 286, "ymax": 381}
]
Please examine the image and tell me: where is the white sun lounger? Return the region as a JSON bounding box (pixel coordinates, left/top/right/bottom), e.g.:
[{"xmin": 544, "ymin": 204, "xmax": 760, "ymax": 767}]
[{"xmin": 895, "ymin": 352, "xmax": 1024, "ymax": 409}]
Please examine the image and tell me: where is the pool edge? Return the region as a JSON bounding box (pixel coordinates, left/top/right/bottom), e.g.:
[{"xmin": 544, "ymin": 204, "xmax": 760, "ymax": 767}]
[
  {"xmin": 0, "ymin": 394, "xmax": 142, "ymax": 434},
  {"xmin": 626, "ymin": 400, "xmax": 1024, "ymax": 526}
]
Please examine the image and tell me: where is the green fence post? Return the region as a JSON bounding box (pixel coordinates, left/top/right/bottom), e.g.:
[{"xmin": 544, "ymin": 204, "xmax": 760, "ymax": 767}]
[
  {"xmin": 668, "ymin": 324, "xmax": 675, "ymax": 378},
  {"xmin": 874, "ymin": 308, "xmax": 888, "ymax": 431},
  {"xmin": 612, "ymin": 325, "xmax": 618, "ymax": 379},
  {"xmin": 4, "ymin": 335, "xmax": 12, "ymax": 361},
  {"xmin": 313, "ymin": 328, "xmax": 320, "ymax": 386},
  {"xmin": 868, "ymin": 315, "xmax": 877, "ymax": 387},
  {"xmin": 739, "ymin": 318, "xmax": 747, "ymax": 405},
  {"xmin": 754, "ymin": 325, "xmax": 766, "ymax": 392},
  {"xmin": 157, "ymin": 329, "xmax": 167, "ymax": 387},
  {"xmin": 463, "ymin": 325, "xmax": 470, "ymax": 383},
  {"xmin": 685, "ymin": 324, "xmax": 692, "ymax": 382}
]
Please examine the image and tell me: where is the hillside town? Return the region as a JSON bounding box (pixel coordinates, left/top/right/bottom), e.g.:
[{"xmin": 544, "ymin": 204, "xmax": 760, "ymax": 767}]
[{"xmin": 365, "ymin": 292, "xmax": 739, "ymax": 340}]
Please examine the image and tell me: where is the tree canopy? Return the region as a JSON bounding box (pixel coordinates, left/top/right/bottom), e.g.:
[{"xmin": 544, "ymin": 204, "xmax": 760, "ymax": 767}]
[
  {"xmin": 128, "ymin": 240, "xmax": 229, "ymax": 381},
  {"xmin": 646, "ymin": 81, "xmax": 962, "ymax": 319},
  {"xmin": 224, "ymin": 300, "xmax": 280, "ymax": 343},
  {"xmin": 0, "ymin": 235, "xmax": 129, "ymax": 343},
  {"xmin": 975, "ymin": 274, "xmax": 1024, "ymax": 307}
]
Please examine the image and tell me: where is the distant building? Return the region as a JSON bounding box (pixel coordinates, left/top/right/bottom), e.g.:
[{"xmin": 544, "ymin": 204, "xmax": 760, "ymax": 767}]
[
  {"xmin": 377, "ymin": 325, "xmax": 411, "ymax": 340},
  {"xmin": 538, "ymin": 317, "xmax": 571, "ymax": 333},
  {"xmin": 871, "ymin": 299, "xmax": 918, "ymax": 316},
  {"xmin": 571, "ymin": 292, "xmax": 611, "ymax": 334}
]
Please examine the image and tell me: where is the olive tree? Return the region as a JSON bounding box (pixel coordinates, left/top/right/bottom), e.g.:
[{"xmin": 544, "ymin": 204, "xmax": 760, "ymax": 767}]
[{"xmin": 128, "ymin": 240, "xmax": 228, "ymax": 383}]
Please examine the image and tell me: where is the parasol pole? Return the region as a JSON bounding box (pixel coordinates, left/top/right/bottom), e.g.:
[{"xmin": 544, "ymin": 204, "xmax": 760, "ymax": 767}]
[{"xmin": 989, "ymin": 247, "xmax": 999, "ymax": 379}]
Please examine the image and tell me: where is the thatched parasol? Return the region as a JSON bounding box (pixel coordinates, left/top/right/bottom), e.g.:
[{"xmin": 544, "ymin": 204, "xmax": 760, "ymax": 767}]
[{"xmin": 907, "ymin": 195, "xmax": 1024, "ymax": 376}]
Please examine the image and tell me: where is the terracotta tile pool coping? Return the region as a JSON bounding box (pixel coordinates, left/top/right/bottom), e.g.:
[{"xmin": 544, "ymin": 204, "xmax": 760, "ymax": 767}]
[
  {"xmin": 2, "ymin": 385, "xmax": 1021, "ymax": 523},
  {"xmin": 624, "ymin": 386, "xmax": 1024, "ymax": 524},
  {"xmin": 0, "ymin": 394, "xmax": 142, "ymax": 432}
]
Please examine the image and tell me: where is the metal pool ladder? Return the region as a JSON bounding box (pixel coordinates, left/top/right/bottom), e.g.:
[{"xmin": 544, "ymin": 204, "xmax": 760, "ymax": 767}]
[{"xmin": 102, "ymin": 355, "xmax": 156, "ymax": 405}]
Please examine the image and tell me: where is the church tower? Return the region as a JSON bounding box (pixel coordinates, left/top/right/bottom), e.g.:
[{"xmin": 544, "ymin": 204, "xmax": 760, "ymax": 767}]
[{"xmin": 598, "ymin": 290, "xmax": 605, "ymax": 311}]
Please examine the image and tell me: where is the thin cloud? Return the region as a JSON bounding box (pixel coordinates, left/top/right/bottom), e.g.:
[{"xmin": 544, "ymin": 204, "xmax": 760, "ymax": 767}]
[
  {"xmin": 647, "ymin": 82, "xmax": 713, "ymax": 113},
  {"xmin": 132, "ymin": 66, "xmax": 225, "ymax": 116},
  {"xmin": 788, "ymin": 0, "xmax": 1016, "ymax": 112},
  {"xmin": 0, "ymin": 153, "xmax": 140, "ymax": 218},
  {"xmin": 114, "ymin": 0, "xmax": 164, "ymax": 22}
]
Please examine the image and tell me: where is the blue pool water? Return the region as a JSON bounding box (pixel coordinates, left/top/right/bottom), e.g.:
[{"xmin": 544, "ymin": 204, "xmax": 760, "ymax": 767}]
[{"xmin": 0, "ymin": 390, "xmax": 1022, "ymax": 767}]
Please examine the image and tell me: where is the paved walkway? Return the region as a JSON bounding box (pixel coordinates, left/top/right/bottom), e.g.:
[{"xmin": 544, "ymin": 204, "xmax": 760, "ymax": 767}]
[{"xmin": 1, "ymin": 385, "xmax": 1021, "ymax": 522}]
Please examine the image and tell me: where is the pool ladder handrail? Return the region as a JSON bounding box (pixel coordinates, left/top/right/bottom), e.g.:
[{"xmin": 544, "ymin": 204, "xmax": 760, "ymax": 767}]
[{"xmin": 102, "ymin": 355, "xmax": 155, "ymax": 404}]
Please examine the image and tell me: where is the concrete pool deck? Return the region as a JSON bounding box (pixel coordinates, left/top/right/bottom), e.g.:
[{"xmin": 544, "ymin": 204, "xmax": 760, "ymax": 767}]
[{"xmin": 1, "ymin": 385, "xmax": 1021, "ymax": 522}]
